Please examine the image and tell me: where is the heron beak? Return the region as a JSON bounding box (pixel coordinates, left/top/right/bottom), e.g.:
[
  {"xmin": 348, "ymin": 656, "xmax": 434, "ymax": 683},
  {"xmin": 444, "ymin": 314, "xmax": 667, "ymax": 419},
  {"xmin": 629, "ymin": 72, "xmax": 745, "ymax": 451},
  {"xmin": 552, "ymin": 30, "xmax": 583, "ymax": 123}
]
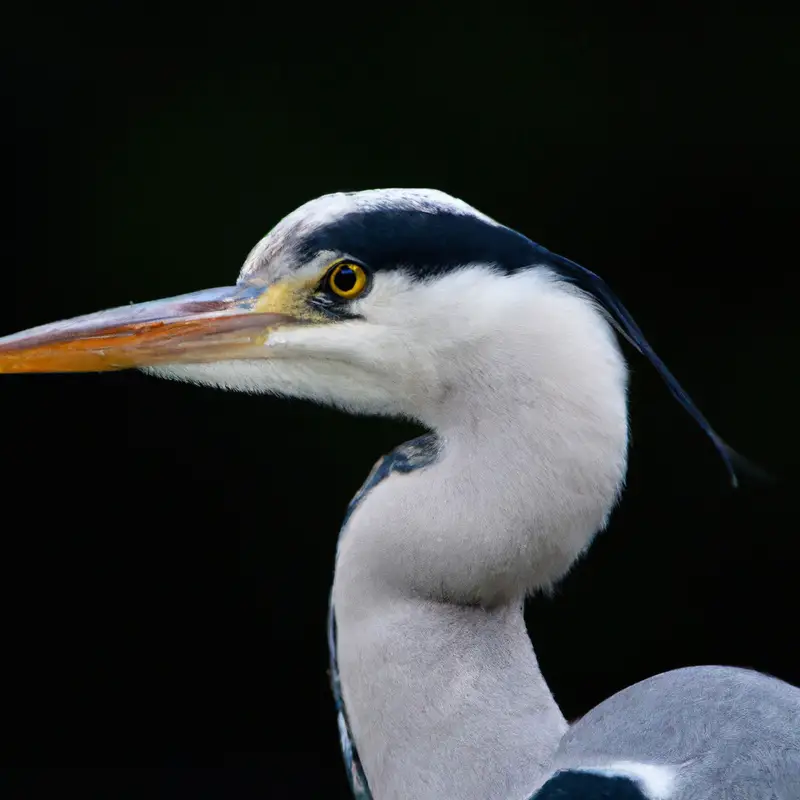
[{"xmin": 0, "ymin": 283, "xmax": 315, "ymax": 374}]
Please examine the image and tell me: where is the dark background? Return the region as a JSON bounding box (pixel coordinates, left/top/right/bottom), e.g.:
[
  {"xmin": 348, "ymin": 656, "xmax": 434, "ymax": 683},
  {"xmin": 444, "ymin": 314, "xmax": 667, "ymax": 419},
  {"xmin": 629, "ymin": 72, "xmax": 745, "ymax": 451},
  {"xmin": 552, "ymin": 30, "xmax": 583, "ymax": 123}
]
[{"xmin": 3, "ymin": 4, "xmax": 799, "ymax": 797}]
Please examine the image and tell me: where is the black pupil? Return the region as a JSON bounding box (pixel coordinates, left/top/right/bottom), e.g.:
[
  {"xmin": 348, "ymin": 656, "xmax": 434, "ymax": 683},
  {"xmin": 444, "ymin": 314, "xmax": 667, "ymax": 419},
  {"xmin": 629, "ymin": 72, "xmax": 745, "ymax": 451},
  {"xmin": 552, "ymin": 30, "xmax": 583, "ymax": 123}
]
[{"xmin": 333, "ymin": 265, "xmax": 357, "ymax": 293}]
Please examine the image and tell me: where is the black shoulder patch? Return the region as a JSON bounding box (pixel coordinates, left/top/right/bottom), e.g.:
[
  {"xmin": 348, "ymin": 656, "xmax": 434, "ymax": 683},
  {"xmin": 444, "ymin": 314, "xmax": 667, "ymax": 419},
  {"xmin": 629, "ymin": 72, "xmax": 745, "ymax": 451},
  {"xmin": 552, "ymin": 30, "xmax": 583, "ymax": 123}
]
[
  {"xmin": 531, "ymin": 770, "xmax": 650, "ymax": 799},
  {"xmin": 297, "ymin": 208, "xmax": 544, "ymax": 277}
]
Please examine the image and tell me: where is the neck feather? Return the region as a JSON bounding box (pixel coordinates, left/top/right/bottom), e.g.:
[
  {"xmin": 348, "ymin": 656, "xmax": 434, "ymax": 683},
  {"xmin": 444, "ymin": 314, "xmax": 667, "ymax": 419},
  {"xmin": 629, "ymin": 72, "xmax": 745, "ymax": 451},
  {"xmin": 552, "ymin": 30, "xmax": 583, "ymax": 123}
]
[
  {"xmin": 333, "ymin": 593, "xmax": 565, "ymax": 800},
  {"xmin": 332, "ymin": 286, "xmax": 628, "ymax": 799}
]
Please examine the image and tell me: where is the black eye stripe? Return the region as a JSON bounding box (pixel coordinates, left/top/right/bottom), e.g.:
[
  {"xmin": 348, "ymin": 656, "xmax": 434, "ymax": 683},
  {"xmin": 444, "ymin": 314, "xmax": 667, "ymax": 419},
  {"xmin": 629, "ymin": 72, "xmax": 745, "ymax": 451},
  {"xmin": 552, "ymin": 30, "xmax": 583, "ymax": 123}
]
[{"xmin": 297, "ymin": 208, "xmax": 539, "ymax": 278}]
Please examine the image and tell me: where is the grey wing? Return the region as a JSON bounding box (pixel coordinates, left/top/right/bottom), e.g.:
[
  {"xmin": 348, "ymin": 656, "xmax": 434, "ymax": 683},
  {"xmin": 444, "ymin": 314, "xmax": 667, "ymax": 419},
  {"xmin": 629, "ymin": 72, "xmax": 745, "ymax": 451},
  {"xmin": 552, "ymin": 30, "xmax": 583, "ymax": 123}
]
[{"xmin": 547, "ymin": 666, "xmax": 800, "ymax": 799}]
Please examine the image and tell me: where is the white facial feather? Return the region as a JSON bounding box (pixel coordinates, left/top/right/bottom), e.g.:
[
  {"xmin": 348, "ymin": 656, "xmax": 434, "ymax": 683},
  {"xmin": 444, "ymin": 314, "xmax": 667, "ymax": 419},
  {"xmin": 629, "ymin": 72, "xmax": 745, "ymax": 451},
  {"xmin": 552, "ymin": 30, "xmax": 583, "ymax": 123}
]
[{"xmin": 323, "ymin": 265, "xmax": 629, "ymax": 602}]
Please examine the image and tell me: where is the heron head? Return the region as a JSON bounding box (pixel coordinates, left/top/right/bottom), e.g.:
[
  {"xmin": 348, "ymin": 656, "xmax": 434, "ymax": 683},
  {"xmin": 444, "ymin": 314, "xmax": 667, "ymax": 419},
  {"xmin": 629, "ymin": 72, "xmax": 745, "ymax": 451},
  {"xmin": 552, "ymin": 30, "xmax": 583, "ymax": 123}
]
[
  {"xmin": 0, "ymin": 188, "xmax": 739, "ymax": 481},
  {"xmin": 0, "ymin": 191, "xmax": 616, "ymax": 421}
]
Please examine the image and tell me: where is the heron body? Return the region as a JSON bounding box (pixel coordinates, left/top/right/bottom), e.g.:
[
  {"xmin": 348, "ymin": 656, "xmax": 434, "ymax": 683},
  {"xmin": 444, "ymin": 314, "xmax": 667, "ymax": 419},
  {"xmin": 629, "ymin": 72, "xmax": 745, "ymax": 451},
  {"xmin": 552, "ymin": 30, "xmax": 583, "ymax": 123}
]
[{"xmin": 1, "ymin": 189, "xmax": 798, "ymax": 799}]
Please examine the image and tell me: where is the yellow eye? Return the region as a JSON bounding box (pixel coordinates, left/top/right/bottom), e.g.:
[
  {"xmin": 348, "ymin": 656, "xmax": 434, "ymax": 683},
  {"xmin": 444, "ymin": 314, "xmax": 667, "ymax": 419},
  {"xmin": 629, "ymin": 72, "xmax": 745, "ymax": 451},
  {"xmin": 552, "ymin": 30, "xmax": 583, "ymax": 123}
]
[{"xmin": 327, "ymin": 261, "xmax": 368, "ymax": 299}]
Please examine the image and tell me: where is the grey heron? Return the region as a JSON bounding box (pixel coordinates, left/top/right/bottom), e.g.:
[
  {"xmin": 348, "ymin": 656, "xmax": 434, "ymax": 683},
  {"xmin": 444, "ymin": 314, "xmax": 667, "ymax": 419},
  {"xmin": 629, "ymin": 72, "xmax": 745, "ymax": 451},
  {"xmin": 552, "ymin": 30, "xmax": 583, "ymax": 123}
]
[{"xmin": 1, "ymin": 189, "xmax": 798, "ymax": 799}]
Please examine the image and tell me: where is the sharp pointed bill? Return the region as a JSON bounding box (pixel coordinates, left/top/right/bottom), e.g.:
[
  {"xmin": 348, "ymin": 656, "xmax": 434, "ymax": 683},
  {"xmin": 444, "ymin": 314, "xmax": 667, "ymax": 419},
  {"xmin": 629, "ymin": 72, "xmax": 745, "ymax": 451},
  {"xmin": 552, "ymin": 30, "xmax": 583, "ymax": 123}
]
[{"xmin": 0, "ymin": 284, "xmax": 324, "ymax": 374}]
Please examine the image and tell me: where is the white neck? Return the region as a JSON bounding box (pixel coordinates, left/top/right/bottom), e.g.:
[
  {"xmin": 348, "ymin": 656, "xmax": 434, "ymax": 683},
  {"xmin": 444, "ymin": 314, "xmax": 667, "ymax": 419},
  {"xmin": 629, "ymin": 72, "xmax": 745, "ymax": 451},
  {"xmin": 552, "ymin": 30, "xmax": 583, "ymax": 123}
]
[
  {"xmin": 332, "ymin": 277, "xmax": 629, "ymax": 799},
  {"xmin": 333, "ymin": 582, "xmax": 566, "ymax": 800}
]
